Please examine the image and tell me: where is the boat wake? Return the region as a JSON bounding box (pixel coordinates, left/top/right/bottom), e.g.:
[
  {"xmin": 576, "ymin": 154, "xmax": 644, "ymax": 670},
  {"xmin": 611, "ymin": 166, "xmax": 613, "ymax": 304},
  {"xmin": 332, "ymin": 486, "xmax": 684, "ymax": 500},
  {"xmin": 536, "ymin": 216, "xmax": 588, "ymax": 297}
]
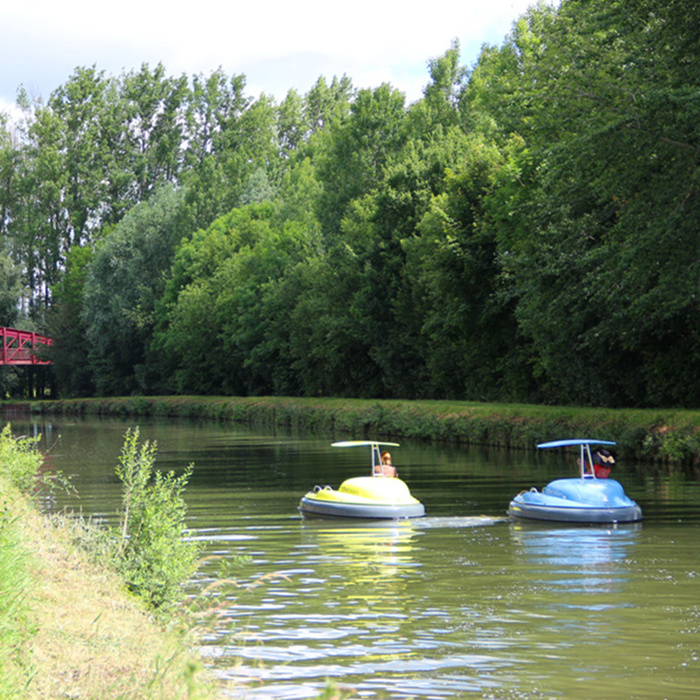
[
  {"xmin": 413, "ymin": 515, "xmax": 507, "ymax": 529},
  {"xmin": 299, "ymin": 514, "xmax": 507, "ymax": 531}
]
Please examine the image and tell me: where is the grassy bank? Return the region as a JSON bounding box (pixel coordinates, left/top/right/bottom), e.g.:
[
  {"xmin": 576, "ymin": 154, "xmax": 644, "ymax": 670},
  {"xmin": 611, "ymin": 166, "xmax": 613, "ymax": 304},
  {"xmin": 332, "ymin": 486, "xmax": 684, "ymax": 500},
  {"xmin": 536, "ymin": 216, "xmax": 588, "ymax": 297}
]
[
  {"xmin": 0, "ymin": 482, "xmax": 215, "ymax": 699},
  {"xmin": 0, "ymin": 425, "xmax": 219, "ymax": 699},
  {"xmin": 16, "ymin": 395, "xmax": 700, "ymax": 466}
]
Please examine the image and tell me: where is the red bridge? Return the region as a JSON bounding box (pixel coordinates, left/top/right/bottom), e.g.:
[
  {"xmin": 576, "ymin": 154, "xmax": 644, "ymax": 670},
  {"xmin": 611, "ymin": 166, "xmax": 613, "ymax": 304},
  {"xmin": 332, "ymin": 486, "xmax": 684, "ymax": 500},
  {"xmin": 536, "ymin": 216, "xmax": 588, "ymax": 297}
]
[{"xmin": 0, "ymin": 327, "xmax": 52, "ymax": 365}]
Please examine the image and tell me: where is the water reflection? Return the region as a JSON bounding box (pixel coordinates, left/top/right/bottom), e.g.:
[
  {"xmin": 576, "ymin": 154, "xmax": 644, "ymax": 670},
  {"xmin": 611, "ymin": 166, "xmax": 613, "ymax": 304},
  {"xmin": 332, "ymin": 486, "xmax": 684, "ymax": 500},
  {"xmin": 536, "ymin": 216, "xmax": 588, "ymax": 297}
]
[
  {"xmin": 200, "ymin": 520, "xmax": 423, "ymax": 696},
  {"xmin": 196, "ymin": 517, "xmax": 521, "ymax": 699},
  {"xmin": 510, "ymin": 520, "xmax": 641, "ymax": 561},
  {"xmin": 300, "ymin": 521, "xmax": 421, "ymax": 612},
  {"xmin": 509, "ymin": 521, "xmax": 642, "ymax": 604}
]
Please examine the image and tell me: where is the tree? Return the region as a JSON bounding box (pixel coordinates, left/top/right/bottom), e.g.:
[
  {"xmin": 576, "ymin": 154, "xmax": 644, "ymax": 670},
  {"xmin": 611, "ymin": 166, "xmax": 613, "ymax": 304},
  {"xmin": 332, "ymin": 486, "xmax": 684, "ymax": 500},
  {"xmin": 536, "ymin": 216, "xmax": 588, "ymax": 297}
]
[
  {"xmin": 317, "ymin": 83, "xmax": 407, "ymax": 236},
  {"xmin": 10, "ymin": 101, "xmax": 68, "ymax": 316},
  {"xmin": 155, "ymin": 201, "xmax": 323, "ymax": 395},
  {"xmin": 419, "ymin": 39, "xmax": 468, "ymax": 130},
  {"xmin": 46, "ymin": 66, "xmax": 115, "ymax": 246},
  {"xmin": 47, "ymin": 244, "xmax": 95, "ymax": 396},
  {"xmin": 0, "ymin": 114, "xmax": 17, "ymax": 240},
  {"xmin": 119, "ymin": 63, "xmax": 189, "ymax": 203},
  {"xmin": 303, "ymin": 75, "xmax": 353, "ymax": 134},
  {"xmin": 481, "ymin": 0, "xmax": 700, "ymax": 405},
  {"xmin": 400, "ymin": 134, "xmax": 531, "ymax": 400},
  {"xmin": 0, "ymin": 248, "xmax": 21, "ymax": 326},
  {"xmin": 276, "ymin": 88, "xmax": 306, "ymax": 156},
  {"xmin": 81, "ymin": 185, "xmax": 187, "ymax": 395}
]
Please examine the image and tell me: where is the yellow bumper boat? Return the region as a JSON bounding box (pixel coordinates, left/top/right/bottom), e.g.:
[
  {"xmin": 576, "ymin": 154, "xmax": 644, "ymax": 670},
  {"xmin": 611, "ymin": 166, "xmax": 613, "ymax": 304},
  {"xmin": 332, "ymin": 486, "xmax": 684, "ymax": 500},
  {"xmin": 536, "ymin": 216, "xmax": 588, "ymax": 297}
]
[{"xmin": 298, "ymin": 441, "xmax": 425, "ymax": 520}]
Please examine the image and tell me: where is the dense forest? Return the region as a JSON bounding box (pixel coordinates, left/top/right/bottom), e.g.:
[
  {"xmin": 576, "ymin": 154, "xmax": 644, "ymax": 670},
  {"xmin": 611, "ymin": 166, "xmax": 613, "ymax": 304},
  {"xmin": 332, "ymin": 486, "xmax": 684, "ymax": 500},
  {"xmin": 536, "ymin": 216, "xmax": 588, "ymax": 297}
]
[{"xmin": 1, "ymin": 0, "xmax": 698, "ymax": 408}]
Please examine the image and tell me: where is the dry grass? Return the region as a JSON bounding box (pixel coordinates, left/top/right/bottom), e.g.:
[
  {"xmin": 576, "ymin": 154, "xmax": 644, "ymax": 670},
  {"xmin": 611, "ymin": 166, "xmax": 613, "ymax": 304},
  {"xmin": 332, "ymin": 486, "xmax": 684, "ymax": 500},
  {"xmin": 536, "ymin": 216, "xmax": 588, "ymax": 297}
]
[{"xmin": 8, "ymin": 492, "xmax": 219, "ymax": 700}]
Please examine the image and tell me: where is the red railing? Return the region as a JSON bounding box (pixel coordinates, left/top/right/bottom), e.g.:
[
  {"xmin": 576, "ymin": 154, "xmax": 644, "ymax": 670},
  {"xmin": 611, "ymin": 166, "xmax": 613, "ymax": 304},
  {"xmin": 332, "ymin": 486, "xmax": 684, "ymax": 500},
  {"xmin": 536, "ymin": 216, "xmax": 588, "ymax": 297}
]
[{"xmin": 0, "ymin": 327, "xmax": 52, "ymax": 365}]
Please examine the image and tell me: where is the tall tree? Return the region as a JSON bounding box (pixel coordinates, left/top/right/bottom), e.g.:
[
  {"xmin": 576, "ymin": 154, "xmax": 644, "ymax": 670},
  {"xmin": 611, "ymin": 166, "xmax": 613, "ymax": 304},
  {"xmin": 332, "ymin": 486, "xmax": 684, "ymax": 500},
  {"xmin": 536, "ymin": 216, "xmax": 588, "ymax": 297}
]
[
  {"xmin": 482, "ymin": 0, "xmax": 700, "ymax": 405},
  {"xmin": 47, "ymin": 244, "xmax": 95, "ymax": 396},
  {"xmin": 0, "ymin": 247, "xmax": 21, "ymax": 327},
  {"xmin": 155, "ymin": 201, "xmax": 322, "ymax": 395},
  {"xmin": 317, "ymin": 83, "xmax": 407, "ymax": 236},
  {"xmin": 119, "ymin": 63, "xmax": 189, "ymax": 203},
  {"xmin": 81, "ymin": 185, "xmax": 187, "ymax": 395}
]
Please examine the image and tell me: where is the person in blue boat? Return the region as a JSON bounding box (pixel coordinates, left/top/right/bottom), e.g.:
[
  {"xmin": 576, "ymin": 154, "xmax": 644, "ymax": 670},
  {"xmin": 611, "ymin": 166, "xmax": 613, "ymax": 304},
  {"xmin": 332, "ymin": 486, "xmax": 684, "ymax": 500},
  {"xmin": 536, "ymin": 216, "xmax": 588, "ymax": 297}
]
[
  {"xmin": 589, "ymin": 448, "xmax": 615, "ymax": 478},
  {"xmin": 376, "ymin": 451, "xmax": 398, "ymax": 478}
]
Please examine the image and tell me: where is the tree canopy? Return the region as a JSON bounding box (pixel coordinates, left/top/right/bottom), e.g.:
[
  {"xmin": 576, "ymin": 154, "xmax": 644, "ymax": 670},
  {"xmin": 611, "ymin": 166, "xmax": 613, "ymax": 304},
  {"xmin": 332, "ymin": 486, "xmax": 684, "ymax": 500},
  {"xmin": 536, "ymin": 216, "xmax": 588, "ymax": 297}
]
[{"xmin": 2, "ymin": 0, "xmax": 698, "ymax": 407}]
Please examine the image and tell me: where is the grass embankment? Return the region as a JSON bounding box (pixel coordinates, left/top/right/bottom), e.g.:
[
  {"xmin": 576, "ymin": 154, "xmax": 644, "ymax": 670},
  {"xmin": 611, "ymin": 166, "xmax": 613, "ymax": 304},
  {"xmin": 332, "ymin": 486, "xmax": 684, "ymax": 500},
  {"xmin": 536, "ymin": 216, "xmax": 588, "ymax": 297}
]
[
  {"xmin": 1, "ymin": 484, "xmax": 212, "ymax": 699},
  {"xmin": 0, "ymin": 427, "xmax": 218, "ymax": 699},
  {"xmin": 21, "ymin": 394, "xmax": 700, "ymax": 466}
]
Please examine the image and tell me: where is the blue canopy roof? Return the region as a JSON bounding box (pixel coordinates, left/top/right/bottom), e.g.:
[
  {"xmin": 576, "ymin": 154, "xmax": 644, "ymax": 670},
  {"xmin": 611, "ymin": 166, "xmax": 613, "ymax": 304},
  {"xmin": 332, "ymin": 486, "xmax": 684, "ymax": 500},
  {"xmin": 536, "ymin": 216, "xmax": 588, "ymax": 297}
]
[{"xmin": 537, "ymin": 439, "xmax": 616, "ymax": 449}]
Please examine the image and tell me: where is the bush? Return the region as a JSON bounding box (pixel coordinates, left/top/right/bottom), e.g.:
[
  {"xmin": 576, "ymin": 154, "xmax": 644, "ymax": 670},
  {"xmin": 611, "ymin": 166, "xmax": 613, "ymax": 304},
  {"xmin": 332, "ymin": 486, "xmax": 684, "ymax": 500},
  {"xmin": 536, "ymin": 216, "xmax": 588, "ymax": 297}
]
[
  {"xmin": 114, "ymin": 428, "xmax": 201, "ymax": 610},
  {"xmin": 0, "ymin": 424, "xmax": 43, "ymax": 491}
]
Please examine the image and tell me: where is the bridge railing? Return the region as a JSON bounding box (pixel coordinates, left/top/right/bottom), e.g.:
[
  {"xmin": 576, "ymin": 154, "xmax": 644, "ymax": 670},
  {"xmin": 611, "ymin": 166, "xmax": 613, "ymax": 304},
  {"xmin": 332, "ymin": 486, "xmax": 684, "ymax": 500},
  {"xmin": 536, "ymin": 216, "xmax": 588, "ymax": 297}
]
[{"xmin": 0, "ymin": 327, "xmax": 53, "ymax": 365}]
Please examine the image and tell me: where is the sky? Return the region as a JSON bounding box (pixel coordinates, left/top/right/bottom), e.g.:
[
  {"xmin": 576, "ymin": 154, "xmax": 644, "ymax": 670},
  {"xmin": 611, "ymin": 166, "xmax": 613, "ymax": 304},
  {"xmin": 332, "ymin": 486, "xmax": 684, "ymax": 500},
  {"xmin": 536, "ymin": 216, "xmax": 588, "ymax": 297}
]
[{"xmin": 1, "ymin": 0, "xmax": 542, "ymax": 116}]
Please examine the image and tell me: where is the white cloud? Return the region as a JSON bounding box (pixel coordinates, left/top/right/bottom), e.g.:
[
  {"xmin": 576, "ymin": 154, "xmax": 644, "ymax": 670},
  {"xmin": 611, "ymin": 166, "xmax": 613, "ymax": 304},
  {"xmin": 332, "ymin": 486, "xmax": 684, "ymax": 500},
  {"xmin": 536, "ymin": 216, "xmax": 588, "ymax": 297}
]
[{"xmin": 1, "ymin": 1, "xmax": 542, "ymax": 108}]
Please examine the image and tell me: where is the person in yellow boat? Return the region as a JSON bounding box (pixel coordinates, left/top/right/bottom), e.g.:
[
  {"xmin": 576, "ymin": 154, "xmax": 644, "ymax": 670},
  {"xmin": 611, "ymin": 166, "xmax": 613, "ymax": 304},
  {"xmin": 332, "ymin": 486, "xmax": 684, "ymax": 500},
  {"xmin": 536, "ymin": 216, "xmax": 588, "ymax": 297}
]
[{"xmin": 377, "ymin": 451, "xmax": 398, "ymax": 478}]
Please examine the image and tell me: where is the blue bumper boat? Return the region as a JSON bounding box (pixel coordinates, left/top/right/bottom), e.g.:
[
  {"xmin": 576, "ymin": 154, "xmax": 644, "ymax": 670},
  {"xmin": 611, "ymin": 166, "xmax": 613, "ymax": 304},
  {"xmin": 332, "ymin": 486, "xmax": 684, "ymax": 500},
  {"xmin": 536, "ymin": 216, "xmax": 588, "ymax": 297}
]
[{"xmin": 508, "ymin": 439, "xmax": 643, "ymax": 524}]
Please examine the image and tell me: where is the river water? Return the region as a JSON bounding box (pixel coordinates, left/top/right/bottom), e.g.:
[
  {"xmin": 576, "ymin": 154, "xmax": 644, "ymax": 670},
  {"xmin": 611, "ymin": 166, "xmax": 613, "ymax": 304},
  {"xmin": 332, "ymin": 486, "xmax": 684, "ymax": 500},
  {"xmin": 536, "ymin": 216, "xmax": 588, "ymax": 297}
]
[{"xmin": 7, "ymin": 415, "xmax": 700, "ymax": 699}]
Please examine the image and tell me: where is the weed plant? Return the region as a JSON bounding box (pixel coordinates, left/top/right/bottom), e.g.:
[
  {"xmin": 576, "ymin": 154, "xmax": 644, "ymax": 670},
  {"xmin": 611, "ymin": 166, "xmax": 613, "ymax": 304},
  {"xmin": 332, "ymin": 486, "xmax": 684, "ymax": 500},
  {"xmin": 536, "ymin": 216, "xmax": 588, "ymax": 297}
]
[
  {"xmin": 114, "ymin": 428, "xmax": 201, "ymax": 610},
  {"xmin": 0, "ymin": 424, "xmax": 43, "ymax": 492}
]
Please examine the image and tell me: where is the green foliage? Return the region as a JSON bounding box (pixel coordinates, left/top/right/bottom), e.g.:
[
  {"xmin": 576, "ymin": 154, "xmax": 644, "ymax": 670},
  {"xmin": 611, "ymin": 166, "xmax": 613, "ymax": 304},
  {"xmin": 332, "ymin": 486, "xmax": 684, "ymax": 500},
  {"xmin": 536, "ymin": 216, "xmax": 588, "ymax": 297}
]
[
  {"xmin": 0, "ymin": 424, "xmax": 43, "ymax": 492},
  {"xmin": 401, "ymin": 135, "xmax": 530, "ymax": 400},
  {"xmin": 0, "ymin": 250, "xmax": 21, "ymax": 327},
  {"xmin": 155, "ymin": 199, "xmax": 324, "ymax": 395},
  {"xmin": 81, "ymin": 185, "xmax": 187, "ymax": 395},
  {"xmin": 47, "ymin": 244, "xmax": 95, "ymax": 396},
  {"xmin": 483, "ymin": 0, "xmax": 700, "ymax": 406},
  {"xmin": 114, "ymin": 428, "xmax": 200, "ymax": 610},
  {"xmin": 316, "ymin": 83, "xmax": 407, "ymax": 235},
  {"xmin": 4, "ymin": 0, "xmax": 700, "ymax": 408}
]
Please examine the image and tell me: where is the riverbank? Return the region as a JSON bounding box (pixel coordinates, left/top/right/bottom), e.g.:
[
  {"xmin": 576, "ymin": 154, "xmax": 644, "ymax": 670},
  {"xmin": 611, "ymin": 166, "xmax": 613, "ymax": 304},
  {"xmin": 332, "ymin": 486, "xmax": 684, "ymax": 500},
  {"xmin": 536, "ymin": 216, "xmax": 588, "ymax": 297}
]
[
  {"xmin": 0, "ymin": 478, "xmax": 217, "ymax": 699},
  {"xmin": 13, "ymin": 395, "xmax": 700, "ymax": 467}
]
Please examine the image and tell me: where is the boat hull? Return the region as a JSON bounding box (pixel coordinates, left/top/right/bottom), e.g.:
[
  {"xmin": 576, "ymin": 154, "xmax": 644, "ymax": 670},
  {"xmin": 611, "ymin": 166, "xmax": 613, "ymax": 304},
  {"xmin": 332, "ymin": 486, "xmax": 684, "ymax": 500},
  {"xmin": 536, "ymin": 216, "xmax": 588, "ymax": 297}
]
[
  {"xmin": 508, "ymin": 477, "xmax": 643, "ymax": 524},
  {"xmin": 299, "ymin": 476, "xmax": 425, "ymax": 520}
]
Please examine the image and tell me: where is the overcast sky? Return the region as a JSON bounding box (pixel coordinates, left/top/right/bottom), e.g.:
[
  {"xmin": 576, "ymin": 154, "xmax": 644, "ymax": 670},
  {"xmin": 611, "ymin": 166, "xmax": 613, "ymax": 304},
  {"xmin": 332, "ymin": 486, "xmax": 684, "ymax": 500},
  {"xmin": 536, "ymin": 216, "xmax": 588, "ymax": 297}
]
[{"xmin": 2, "ymin": 1, "xmax": 544, "ymax": 115}]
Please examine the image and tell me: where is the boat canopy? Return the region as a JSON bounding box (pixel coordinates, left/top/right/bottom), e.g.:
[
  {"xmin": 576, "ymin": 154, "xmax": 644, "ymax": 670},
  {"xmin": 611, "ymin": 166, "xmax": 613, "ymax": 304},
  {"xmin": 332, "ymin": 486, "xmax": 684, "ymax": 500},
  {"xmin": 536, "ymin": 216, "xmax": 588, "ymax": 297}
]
[
  {"xmin": 537, "ymin": 438, "xmax": 616, "ymax": 479},
  {"xmin": 537, "ymin": 439, "xmax": 616, "ymax": 449},
  {"xmin": 332, "ymin": 440, "xmax": 400, "ymax": 476},
  {"xmin": 332, "ymin": 441, "xmax": 400, "ymax": 448}
]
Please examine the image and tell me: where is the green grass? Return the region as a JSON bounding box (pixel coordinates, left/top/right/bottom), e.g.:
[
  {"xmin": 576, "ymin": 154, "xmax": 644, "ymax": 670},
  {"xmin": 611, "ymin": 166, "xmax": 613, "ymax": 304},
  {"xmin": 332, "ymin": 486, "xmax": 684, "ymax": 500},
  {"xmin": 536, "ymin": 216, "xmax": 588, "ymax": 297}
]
[
  {"xmin": 21, "ymin": 394, "xmax": 700, "ymax": 465},
  {"xmin": 0, "ymin": 491, "xmax": 33, "ymax": 699}
]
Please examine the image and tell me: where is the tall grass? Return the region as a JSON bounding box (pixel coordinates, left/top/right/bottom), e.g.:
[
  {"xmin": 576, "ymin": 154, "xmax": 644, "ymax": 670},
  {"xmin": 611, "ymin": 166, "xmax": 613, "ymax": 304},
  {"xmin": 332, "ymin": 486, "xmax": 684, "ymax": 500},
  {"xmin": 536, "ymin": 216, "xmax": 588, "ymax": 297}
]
[
  {"xmin": 0, "ymin": 507, "xmax": 32, "ymax": 698},
  {"xmin": 0, "ymin": 427, "xmax": 38, "ymax": 697}
]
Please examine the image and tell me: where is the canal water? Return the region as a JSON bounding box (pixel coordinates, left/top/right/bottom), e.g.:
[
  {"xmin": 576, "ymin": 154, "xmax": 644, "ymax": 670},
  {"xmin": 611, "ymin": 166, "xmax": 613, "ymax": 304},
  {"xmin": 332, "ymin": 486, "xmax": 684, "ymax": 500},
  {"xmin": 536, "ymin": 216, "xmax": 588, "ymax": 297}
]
[{"xmin": 7, "ymin": 415, "xmax": 700, "ymax": 699}]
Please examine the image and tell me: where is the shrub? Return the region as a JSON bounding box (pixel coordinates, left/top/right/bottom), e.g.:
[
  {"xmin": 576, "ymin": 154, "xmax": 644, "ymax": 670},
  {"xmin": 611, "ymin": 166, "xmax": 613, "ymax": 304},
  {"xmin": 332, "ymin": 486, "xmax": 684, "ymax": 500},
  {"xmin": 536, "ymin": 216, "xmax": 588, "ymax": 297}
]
[
  {"xmin": 114, "ymin": 428, "xmax": 201, "ymax": 610},
  {"xmin": 0, "ymin": 424, "xmax": 43, "ymax": 491}
]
